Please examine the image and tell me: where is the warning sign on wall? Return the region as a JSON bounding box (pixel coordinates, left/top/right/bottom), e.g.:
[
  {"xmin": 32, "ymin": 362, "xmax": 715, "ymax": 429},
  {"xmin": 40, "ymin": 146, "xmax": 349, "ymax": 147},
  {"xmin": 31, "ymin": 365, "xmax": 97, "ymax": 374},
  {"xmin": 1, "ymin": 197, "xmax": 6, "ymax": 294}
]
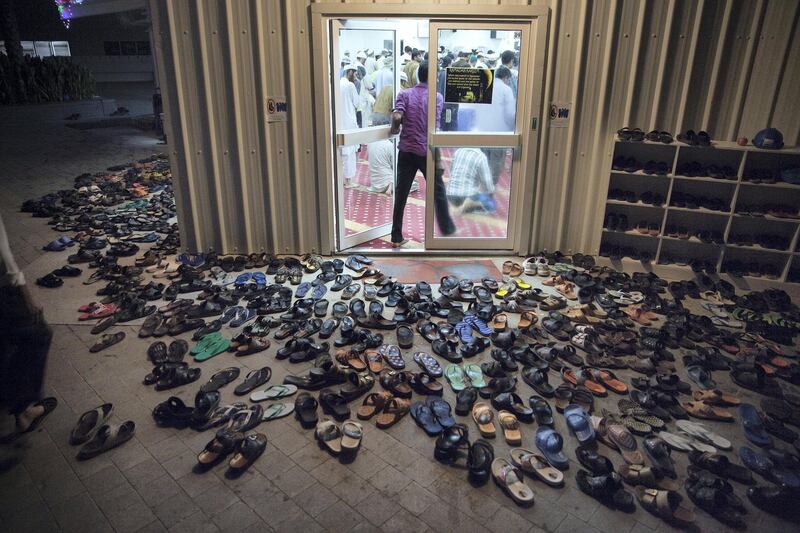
[
  {"xmin": 266, "ymin": 96, "xmax": 288, "ymax": 123},
  {"xmin": 549, "ymin": 102, "xmax": 571, "ymax": 128},
  {"xmin": 444, "ymin": 68, "xmax": 494, "ymax": 104}
]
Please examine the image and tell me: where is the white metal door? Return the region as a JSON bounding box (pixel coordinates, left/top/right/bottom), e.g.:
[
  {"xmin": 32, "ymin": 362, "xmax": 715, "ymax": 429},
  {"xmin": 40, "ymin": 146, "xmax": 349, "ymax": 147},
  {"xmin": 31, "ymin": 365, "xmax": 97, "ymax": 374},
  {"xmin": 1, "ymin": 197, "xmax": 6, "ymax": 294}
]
[
  {"xmin": 330, "ymin": 20, "xmax": 398, "ymax": 251},
  {"xmin": 424, "ymin": 21, "xmax": 539, "ymax": 251}
]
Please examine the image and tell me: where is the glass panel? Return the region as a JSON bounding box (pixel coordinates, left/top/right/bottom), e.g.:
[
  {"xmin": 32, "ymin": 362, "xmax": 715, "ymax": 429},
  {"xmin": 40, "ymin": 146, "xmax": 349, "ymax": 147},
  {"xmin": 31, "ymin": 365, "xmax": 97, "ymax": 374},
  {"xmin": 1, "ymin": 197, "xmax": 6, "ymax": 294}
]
[
  {"xmin": 435, "ymin": 29, "xmax": 521, "ymax": 133},
  {"xmin": 337, "ymin": 138, "xmax": 401, "ymax": 237},
  {"xmin": 336, "ymin": 26, "xmax": 395, "ymax": 131},
  {"xmin": 433, "ymin": 147, "xmax": 514, "ymax": 239}
]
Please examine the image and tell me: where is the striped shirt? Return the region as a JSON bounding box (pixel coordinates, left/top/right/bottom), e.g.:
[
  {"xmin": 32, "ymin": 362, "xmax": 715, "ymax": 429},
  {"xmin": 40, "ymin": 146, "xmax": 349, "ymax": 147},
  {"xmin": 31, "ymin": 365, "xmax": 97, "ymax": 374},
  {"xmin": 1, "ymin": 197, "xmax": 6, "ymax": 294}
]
[{"xmin": 446, "ymin": 148, "xmax": 494, "ymax": 198}]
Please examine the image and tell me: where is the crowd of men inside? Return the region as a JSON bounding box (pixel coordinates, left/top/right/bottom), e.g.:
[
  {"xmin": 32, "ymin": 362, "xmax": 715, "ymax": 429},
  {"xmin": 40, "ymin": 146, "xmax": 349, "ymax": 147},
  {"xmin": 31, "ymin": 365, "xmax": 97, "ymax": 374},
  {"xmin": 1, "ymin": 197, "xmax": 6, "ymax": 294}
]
[{"xmin": 337, "ymin": 45, "xmax": 519, "ymax": 246}]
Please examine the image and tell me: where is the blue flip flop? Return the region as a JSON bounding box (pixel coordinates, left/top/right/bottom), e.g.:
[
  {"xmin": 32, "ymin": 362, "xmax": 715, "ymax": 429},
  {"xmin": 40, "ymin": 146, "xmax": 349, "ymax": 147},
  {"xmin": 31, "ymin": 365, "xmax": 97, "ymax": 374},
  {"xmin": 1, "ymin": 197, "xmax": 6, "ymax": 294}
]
[
  {"xmin": 455, "ymin": 321, "xmax": 473, "ymax": 343},
  {"xmin": 465, "ymin": 315, "xmax": 493, "ymax": 335},
  {"xmin": 234, "ymin": 272, "xmax": 252, "ymax": 285},
  {"xmin": 43, "ymin": 239, "xmax": 66, "ymax": 252},
  {"xmin": 252, "ymin": 272, "xmax": 267, "ymax": 286},
  {"xmin": 536, "ymin": 426, "xmax": 569, "ymax": 470},
  {"xmin": 740, "ymin": 446, "xmax": 800, "ymax": 489},
  {"xmin": 230, "ymin": 308, "xmax": 256, "ymax": 328},
  {"xmin": 312, "ymin": 284, "xmax": 327, "ymax": 300},
  {"xmin": 564, "ymin": 404, "xmax": 595, "ymax": 445},
  {"xmin": 739, "ymin": 403, "xmax": 772, "ymax": 447},
  {"xmin": 296, "ymin": 282, "xmax": 311, "ymax": 298},
  {"xmin": 220, "ymin": 306, "xmax": 243, "ymax": 324},
  {"xmin": 427, "ymin": 398, "xmax": 456, "ymax": 428},
  {"xmin": 410, "ymin": 401, "xmax": 444, "ymax": 436}
]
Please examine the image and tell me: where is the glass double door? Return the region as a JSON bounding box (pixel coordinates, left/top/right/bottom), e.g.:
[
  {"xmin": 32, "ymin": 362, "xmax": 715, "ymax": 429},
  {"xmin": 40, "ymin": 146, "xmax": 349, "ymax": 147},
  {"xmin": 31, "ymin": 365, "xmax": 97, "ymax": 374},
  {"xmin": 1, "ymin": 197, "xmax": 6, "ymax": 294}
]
[{"xmin": 330, "ymin": 19, "xmax": 536, "ymax": 251}]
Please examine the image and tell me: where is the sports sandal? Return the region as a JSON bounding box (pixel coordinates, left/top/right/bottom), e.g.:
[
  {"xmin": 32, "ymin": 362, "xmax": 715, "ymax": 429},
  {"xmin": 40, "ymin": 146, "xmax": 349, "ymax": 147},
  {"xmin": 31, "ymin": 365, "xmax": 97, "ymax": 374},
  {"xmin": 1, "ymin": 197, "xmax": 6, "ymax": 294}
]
[
  {"xmin": 77, "ymin": 421, "xmax": 136, "ymax": 460},
  {"xmin": 69, "ymin": 403, "xmax": 113, "ymax": 445}
]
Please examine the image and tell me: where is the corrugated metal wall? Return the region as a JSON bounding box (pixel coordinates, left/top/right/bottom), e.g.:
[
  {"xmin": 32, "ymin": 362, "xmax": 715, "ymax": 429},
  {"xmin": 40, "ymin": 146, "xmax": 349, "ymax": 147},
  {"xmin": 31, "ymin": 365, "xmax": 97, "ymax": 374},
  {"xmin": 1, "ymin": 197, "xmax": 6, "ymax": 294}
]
[{"xmin": 149, "ymin": 0, "xmax": 800, "ymax": 256}]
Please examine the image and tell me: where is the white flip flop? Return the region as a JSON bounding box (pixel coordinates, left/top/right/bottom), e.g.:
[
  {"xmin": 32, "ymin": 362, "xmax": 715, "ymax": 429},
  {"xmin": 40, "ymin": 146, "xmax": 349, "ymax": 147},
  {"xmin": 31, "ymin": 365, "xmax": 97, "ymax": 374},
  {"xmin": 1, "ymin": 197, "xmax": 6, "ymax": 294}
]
[
  {"xmin": 659, "ymin": 431, "xmax": 715, "ymax": 453},
  {"xmin": 675, "ymin": 420, "xmax": 731, "ymax": 450},
  {"xmin": 250, "ymin": 384, "xmax": 298, "ymax": 402}
]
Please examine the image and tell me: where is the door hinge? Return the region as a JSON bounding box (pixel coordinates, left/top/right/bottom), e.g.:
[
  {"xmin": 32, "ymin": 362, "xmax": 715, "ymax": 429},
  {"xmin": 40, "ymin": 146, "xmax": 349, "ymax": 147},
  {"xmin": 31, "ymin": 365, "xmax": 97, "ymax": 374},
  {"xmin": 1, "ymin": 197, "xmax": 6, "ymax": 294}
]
[{"xmin": 531, "ymin": 117, "xmax": 538, "ymax": 130}]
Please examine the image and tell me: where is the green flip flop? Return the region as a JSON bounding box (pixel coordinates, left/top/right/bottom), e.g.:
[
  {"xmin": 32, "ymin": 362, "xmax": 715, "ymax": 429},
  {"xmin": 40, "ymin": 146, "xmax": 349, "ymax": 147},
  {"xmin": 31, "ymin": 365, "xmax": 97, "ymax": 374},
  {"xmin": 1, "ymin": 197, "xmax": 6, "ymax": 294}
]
[
  {"xmin": 261, "ymin": 402, "xmax": 295, "ymax": 421},
  {"xmin": 190, "ymin": 332, "xmax": 223, "ymax": 355},
  {"xmin": 464, "ymin": 363, "xmax": 486, "ymax": 388},
  {"xmin": 445, "ymin": 364, "xmax": 468, "ymax": 391},
  {"xmin": 194, "ymin": 337, "xmax": 231, "ymax": 362}
]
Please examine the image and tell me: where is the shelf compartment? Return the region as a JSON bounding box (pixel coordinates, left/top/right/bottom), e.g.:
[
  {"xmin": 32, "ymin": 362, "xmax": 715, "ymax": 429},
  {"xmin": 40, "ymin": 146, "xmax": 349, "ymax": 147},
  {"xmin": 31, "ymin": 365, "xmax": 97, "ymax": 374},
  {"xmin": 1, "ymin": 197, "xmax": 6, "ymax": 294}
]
[
  {"xmin": 742, "ymin": 151, "xmax": 800, "ymax": 184},
  {"xmin": 727, "ymin": 216, "xmax": 797, "ymax": 252},
  {"xmin": 721, "ymin": 246, "xmax": 789, "ymax": 280},
  {"xmin": 676, "ymin": 145, "xmax": 744, "ymax": 178}
]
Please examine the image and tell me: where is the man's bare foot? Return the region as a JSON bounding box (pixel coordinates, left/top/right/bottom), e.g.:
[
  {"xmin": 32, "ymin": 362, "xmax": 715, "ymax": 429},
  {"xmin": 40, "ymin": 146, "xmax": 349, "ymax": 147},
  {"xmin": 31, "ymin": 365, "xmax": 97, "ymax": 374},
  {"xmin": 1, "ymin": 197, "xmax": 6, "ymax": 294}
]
[
  {"xmin": 391, "ymin": 239, "xmax": 409, "ymax": 248},
  {"xmin": 15, "ymin": 401, "xmax": 50, "ymax": 433}
]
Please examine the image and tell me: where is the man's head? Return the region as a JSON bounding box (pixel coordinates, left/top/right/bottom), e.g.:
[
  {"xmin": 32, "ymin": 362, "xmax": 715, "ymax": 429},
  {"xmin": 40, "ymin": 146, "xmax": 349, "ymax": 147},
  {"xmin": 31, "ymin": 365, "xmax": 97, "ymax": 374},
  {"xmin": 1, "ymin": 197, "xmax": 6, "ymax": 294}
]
[
  {"xmin": 441, "ymin": 55, "xmax": 452, "ymax": 68},
  {"xmin": 356, "ymin": 50, "xmax": 367, "ymax": 64},
  {"xmin": 501, "ymin": 50, "xmax": 515, "ymax": 67},
  {"xmin": 404, "ymin": 45, "xmax": 412, "ymax": 54},
  {"xmin": 411, "ymin": 49, "xmax": 421, "ymax": 61},
  {"xmin": 343, "ymin": 65, "xmax": 357, "ymax": 81},
  {"xmin": 496, "ymin": 66, "xmax": 512, "ymax": 82},
  {"xmin": 418, "ymin": 60, "xmax": 429, "ymax": 84}
]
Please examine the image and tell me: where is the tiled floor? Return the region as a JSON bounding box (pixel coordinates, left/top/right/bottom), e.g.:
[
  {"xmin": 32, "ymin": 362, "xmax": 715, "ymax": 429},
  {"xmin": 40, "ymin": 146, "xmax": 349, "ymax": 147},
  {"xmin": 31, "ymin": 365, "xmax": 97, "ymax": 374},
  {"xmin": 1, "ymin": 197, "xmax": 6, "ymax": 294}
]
[{"xmin": 1, "ymin": 117, "xmax": 798, "ymax": 533}]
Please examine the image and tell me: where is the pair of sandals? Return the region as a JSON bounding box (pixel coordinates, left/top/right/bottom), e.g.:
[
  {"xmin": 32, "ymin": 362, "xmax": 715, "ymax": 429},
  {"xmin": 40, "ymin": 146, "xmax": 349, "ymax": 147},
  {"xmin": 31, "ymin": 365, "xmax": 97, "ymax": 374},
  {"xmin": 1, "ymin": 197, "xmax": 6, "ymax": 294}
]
[
  {"xmin": 70, "ymin": 403, "xmax": 135, "ymax": 461},
  {"xmin": 357, "ymin": 392, "xmax": 410, "ymax": 428},
  {"xmin": 198, "ymin": 429, "xmax": 267, "ymax": 471},
  {"xmin": 315, "ymin": 419, "xmax": 363, "ymax": 455}
]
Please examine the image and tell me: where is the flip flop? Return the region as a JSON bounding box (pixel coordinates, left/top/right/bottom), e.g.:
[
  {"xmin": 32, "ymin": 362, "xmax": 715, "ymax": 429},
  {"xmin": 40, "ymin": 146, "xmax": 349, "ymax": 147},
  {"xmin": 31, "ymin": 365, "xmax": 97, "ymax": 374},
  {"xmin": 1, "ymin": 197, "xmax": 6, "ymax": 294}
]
[
  {"xmin": 261, "ymin": 402, "xmax": 295, "ymax": 421},
  {"xmin": 463, "ymin": 363, "xmax": 486, "ymax": 388},
  {"xmin": 509, "ymin": 448, "xmax": 564, "ymax": 486},
  {"xmin": 445, "ymin": 364, "xmax": 468, "ymax": 391},
  {"xmin": 69, "ymin": 403, "xmax": 113, "ymax": 445},
  {"xmin": 77, "ymin": 421, "xmax": 135, "ymax": 460},
  {"xmin": 14, "ymin": 397, "xmax": 58, "ymax": 436},
  {"xmin": 194, "ymin": 337, "xmax": 231, "ymax": 362},
  {"xmin": 491, "ymin": 458, "xmax": 535, "ymax": 506},
  {"xmin": 201, "ymin": 367, "xmax": 241, "ymax": 393},
  {"xmin": 675, "ymin": 420, "xmax": 732, "ymax": 450},
  {"xmin": 89, "ymin": 332, "xmax": 126, "ymax": 353},
  {"xmin": 250, "ymin": 384, "xmax": 298, "ymax": 402},
  {"xmin": 738, "ymin": 403, "xmax": 772, "ymax": 447},
  {"xmin": 234, "ymin": 367, "xmax": 272, "ymax": 396}
]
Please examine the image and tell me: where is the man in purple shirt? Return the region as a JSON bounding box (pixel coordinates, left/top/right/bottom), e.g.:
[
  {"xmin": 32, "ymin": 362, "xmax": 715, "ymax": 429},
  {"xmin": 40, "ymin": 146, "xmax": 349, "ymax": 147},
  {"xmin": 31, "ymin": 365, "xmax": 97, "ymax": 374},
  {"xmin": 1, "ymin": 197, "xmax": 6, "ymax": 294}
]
[{"xmin": 389, "ymin": 61, "xmax": 455, "ymax": 246}]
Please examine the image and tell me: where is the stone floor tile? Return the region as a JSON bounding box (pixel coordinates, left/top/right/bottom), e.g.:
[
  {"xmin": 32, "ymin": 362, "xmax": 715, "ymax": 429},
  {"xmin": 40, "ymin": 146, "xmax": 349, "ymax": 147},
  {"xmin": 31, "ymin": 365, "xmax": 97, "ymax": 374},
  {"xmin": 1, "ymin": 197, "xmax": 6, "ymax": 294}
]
[
  {"xmin": 590, "ymin": 504, "xmax": 638, "ymax": 533},
  {"xmin": 193, "ymin": 481, "xmax": 240, "ymax": 517},
  {"xmin": 175, "ymin": 470, "xmax": 222, "ymax": 498},
  {"xmin": 166, "ymin": 510, "xmax": 220, "ymax": 533},
  {"xmin": 138, "ymin": 474, "xmax": 183, "ymax": 507},
  {"xmin": 487, "ymin": 506, "xmax": 534, "ymax": 533},
  {"xmin": 124, "ymin": 457, "xmax": 169, "ymax": 489},
  {"xmin": 292, "ymin": 482, "xmax": 339, "ymax": 517},
  {"xmin": 331, "ymin": 473, "xmax": 373, "ymax": 506},
  {"xmin": 309, "ymin": 456, "xmax": 356, "ymax": 488},
  {"xmin": 554, "ymin": 514, "xmax": 601, "ymax": 533},
  {"xmin": 313, "ymin": 500, "xmax": 367, "ymax": 531},
  {"xmin": 153, "ymin": 492, "xmax": 202, "ymax": 529},
  {"xmin": 289, "ymin": 442, "xmax": 330, "ymax": 471},
  {"xmin": 107, "ymin": 500, "xmax": 158, "ymax": 533},
  {"xmin": 394, "ymin": 480, "xmax": 436, "ymax": 515},
  {"xmin": 134, "ymin": 519, "xmax": 169, "ymax": 533},
  {"xmin": 271, "ymin": 464, "xmax": 316, "ymax": 498},
  {"xmin": 557, "ymin": 486, "xmax": 601, "ymax": 521},
  {"xmin": 381, "ymin": 508, "xmax": 432, "ymax": 533},
  {"xmin": 367, "ymin": 463, "xmax": 412, "ymax": 496},
  {"xmin": 211, "ymin": 501, "xmax": 261, "ymax": 532},
  {"xmin": 49, "ymin": 490, "xmax": 112, "ymax": 533},
  {"xmin": 270, "ymin": 510, "xmax": 325, "ymax": 533}
]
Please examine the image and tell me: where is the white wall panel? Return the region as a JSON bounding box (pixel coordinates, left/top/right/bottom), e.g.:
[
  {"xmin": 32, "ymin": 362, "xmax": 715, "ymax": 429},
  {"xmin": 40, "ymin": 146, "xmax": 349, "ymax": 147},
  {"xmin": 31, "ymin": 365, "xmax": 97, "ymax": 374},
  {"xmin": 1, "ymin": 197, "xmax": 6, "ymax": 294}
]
[{"xmin": 149, "ymin": 0, "xmax": 800, "ymax": 255}]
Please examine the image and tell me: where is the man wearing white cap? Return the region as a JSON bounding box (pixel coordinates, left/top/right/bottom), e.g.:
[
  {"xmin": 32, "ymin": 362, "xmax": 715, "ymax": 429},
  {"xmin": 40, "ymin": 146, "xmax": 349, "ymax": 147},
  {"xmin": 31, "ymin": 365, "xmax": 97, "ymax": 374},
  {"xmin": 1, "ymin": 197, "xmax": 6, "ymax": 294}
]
[
  {"xmin": 338, "ymin": 65, "xmax": 360, "ymax": 186},
  {"xmin": 364, "ymin": 48, "xmax": 378, "ymax": 75}
]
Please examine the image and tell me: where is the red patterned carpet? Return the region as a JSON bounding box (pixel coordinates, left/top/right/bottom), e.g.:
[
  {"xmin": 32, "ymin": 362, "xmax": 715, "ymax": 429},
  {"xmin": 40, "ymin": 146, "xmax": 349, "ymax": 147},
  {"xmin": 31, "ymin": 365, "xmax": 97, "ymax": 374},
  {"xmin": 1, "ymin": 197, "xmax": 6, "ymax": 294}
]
[
  {"xmin": 342, "ymin": 147, "xmax": 512, "ymax": 250},
  {"xmin": 375, "ymin": 258, "xmax": 502, "ymax": 283}
]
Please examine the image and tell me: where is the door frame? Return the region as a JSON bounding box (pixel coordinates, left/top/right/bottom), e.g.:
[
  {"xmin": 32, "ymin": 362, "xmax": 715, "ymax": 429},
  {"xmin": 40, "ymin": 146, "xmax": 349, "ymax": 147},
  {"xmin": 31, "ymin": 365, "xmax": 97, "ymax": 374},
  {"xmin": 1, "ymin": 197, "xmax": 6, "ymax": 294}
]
[
  {"xmin": 311, "ymin": 3, "xmax": 549, "ymax": 255},
  {"xmin": 425, "ymin": 21, "xmax": 532, "ymax": 250}
]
